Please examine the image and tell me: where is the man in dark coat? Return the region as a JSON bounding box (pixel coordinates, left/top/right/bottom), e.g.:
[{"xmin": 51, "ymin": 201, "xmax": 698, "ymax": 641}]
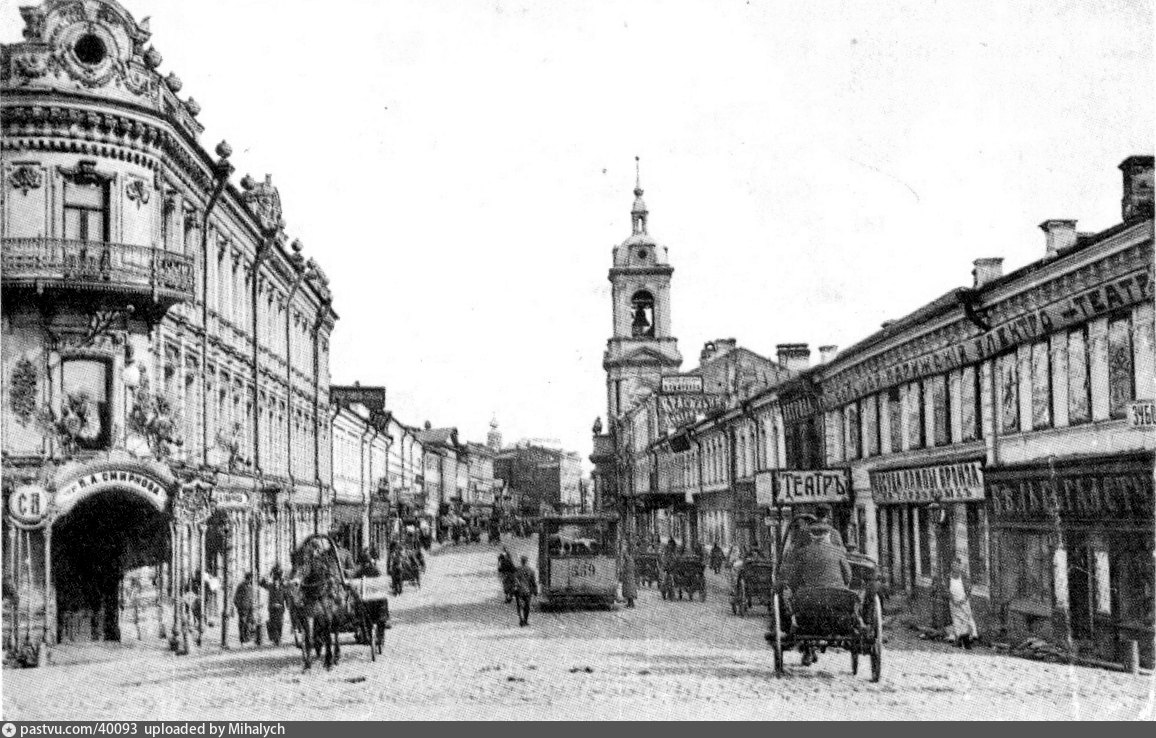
[
  {"xmin": 262, "ymin": 565, "xmax": 286, "ymax": 646},
  {"xmin": 234, "ymin": 572, "xmax": 254, "ymax": 644},
  {"xmin": 780, "ymin": 523, "xmax": 852, "ymax": 666},
  {"xmin": 512, "ymin": 555, "xmax": 538, "ymax": 626},
  {"xmin": 497, "ymin": 548, "xmax": 517, "ymax": 603}
]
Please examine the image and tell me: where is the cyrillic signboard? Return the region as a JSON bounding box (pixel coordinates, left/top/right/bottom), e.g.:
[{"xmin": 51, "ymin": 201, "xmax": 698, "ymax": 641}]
[
  {"xmin": 660, "ymin": 375, "xmax": 704, "ymax": 394},
  {"xmin": 330, "ymin": 385, "xmax": 387, "ymax": 412},
  {"xmin": 1127, "ymin": 400, "xmax": 1156, "ymax": 428},
  {"xmin": 658, "ymin": 393, "xmax": 726, "ymax": 431},
  {"xmin": 754, "ymin": 470, "xmax": 851, "ymax": 506},
  {"xmin": 870, "ymin": 461, "xmax": 984, "ymax": 504},
  {"xmin": 7, "ymin": 484, "xmax": 49, "ymax": 527}
]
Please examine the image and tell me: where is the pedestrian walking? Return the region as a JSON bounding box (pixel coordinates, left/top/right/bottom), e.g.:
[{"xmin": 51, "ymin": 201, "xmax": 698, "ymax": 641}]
[
  {"xmin": 263, "ymin": 566, "xmax": 286, "ymax": 646},
  {"xmin": 620, "ymin": 544, "xmax": 637, "ymax": 608},
  {"xmin": 233, "ymin": 572, "xmax": 254, "ymax": 644},
  {"xmin": 513, "ymin": 555, "xmax": 538, "ymax": 626},
  {"xmin": 498, "ymin": 547, "xmax": 517, "ymax": 603},
  {"xmin": 709, "ymin": 542, "xmax": 724, "ymax": 575},
  {"xmin": 948, "ymin": 556, "xmax": 979, "ymax": 649},
  {"xmin": 252, "ymin": 574, "xmax": 269, "ymax": 646}
]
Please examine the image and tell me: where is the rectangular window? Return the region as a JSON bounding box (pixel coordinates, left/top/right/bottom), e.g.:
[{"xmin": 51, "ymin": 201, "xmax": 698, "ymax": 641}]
[
  {"xmin": 999, "ymin": 531, "xmax": 1052, "ymax": 607},
  {"xmin": 857, "ymin": 507, "xmax": 868, "ymax": 556},
  {"xmin": 1107, "ymin": 316, "xmax": 1135, "ymax": 419},
  {"xmin": 998, "ymin": 352, "xmax": 1019, "ymax": 434},
  {"xmin": 966, "ymin": 505, "xmax": 989, "ymax": 587},
  {"xmin": 915, "ymin": 507, "xmax": 932, "ymax": 577},
  {"xmin": 863, "ymin": 395, "xmax": 880, "ymax": 457},
  {"xmin": 888, "ymin": 387, "xmax": 902, "ymax": 452},
  {"xmin": 63, "ymin": 180, "xmax": 108, "ymax": 242},
  {"xmin": 930, "ymin": 374, "xmax": 950, "ymax": 447},
  {"xmin": 845, "ymin": 403, "xmax": 861, "ymax": 460},
  {"xmin": 906, "ymin": 382, "xmax": 925, "ymax": 449},
  {"xmin": 960, "ymin": 366, "xmax": 979, "ymax": 442},
  {"xmin": 1031, "ymin": 341, "xmax": 1052, "ymax": 430},
  {"xmin": 61, "ymin": 358, "xmax": 112, "ymax": 450},
  {"xmin": 1068, "ymin": 328, "xmax": 1092, "ymax": 424}
]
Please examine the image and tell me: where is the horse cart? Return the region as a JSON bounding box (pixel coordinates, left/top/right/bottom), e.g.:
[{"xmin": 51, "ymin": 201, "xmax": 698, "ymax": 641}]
[
  {"xmin": 635, "ymin": 552, "xmax": 661, "ymax": 587},
  {"xmin": 660, "ymin": 555, "xmax": 706, "ymax": 601},
  {"xmin": 731, "ymin": 559, "xmax": 775, "ymax": 616},
  {"xmin": 347, "ymin": 572, "xmax": 391, "ymax": 655},
  {"xmin": 765, "ymin": 515, "xmax": 884, "ymax": 682},
  {"xmin": 287, "ymin": 534, "xmax": 381, "ymax": 670}
]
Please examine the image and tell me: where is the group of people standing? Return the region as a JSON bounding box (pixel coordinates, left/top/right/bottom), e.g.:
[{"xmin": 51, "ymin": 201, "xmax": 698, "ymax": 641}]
[{"xmin": 496, "ymin": 547, "xmax": 538, "ymax": 626}]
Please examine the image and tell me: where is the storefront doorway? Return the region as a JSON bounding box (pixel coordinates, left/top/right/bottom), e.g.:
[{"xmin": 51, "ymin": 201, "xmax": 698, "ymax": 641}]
[{"xmin": 51, "ymin": 488, "xmax": 169, "ymax": 644}]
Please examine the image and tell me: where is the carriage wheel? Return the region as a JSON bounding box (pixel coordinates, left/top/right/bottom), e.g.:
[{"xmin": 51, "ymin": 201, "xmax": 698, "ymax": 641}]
[
  {"xmin": 870, "ymin": 594, "xmax": 883, "ymax": 683},
  {"xmin": 771, "ymin": 593, "xmax": 784, "ymax": 677},
  {"xmin": 737, "ymin": 580, "xmax": 748, "ymax": 616}
]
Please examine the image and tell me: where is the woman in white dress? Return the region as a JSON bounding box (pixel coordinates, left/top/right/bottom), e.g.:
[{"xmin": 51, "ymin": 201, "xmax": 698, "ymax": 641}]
[{"xmin": 948, "ymin": 556, "xmax": 978, "ymax": 649}]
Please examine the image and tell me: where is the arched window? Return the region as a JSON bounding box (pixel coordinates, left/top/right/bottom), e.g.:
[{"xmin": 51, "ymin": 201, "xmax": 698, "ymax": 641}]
[{"xmin": 630, "ymin": 290, "xmax": 655, "ymax": 338}]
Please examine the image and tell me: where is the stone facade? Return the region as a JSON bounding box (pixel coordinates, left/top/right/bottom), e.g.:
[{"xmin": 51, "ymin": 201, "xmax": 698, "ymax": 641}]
[{"xmin": 1, "ymin": 0, "xmax": 336, "ymax": 653}]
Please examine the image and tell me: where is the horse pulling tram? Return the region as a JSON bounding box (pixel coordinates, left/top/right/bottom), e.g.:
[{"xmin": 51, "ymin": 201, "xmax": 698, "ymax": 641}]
[{"xmin": 766, "ymin": 514, "xmax": 885, "ymax": 682}]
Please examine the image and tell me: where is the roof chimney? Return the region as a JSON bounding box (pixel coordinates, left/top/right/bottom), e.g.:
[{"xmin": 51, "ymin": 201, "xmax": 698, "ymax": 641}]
[
  {"xmin": 1039, "ymin": 219, "xmax": 1077, "ymax": 257},
  {"xmin": 972, "ymin": 258, "xmax": 1004, "ymax": 289},
  {"xmin": 819, "ymin": 345, "xmax": 839, "ymax": 364},
  {"xmin": 776, "ymin": 343, "xmax": 811, "ymax": 373},
  {"xmin": 699, "ymin": 338, "xmax": 737, "ymax": 363},
  {"xmin": 1120, "ymin": 155, "xmax": 1154, "ymax": 222}
]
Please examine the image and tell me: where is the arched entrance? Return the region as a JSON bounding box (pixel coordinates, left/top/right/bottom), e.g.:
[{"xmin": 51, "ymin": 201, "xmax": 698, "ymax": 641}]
[{"xmin": 52, "ymin": 488, "xmax": 170, "ymax": 643}]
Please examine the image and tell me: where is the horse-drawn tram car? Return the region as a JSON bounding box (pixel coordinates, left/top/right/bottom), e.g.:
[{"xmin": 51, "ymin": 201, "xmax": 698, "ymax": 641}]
[{"xmin": 537, "ymin": 512, "xmax": 620, "ymax": 609}]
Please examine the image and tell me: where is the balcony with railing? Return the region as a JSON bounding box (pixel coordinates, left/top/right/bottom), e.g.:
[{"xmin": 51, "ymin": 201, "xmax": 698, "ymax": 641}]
[{"xmin": 2, "ymin": 237, "xmax": 195, "ymax": 310}]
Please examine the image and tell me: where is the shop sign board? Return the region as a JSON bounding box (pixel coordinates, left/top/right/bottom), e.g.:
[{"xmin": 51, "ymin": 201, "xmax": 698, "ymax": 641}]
[
  {"xmin": 769, "ymin": 470, "xmax": 851, "ymax": 506},
  {"xmin": 56, "ymin": 468, "xmax": 169, "ymax": 514},
  {"xmin": 658, "ymin": 393, "xmax": 726, "ymax": 431},
  {"xmin": 660, "ymin": 375, "xmax": 704, "ymax": 394},
  {"xmin": 213, "ymin": 490, "xmax": 250, "ymax": 508},
  {"xmin": 7, "ymin": 485, "xmax": 49, "ymax": 527},
  {"xmin": 331, "ymin": 385, "xmax": 387, "ymax": 413},
  {"xmin": 870, "ymin": 461, "xmax": 985, "ymax": 504},
  {"xmin": 1126, "ymin": 400, "xmax": 1156, "ymax": 428}
]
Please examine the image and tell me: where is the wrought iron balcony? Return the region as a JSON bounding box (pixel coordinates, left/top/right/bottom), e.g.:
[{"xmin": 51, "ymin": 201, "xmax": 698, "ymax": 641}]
[{"xmin": 2, "ymin": 237, "xmax": 195, "ymax": 310}]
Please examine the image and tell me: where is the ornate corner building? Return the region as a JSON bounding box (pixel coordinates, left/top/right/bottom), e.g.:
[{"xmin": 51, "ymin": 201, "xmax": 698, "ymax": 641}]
[{"xmin": 1, "ymin": 0, "xmax": 338, "ymax": 652}]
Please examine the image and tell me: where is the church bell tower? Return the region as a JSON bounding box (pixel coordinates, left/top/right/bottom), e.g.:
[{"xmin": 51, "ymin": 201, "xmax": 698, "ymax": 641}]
[{"xmin": 603, "ymin": 158, "xmax": 683, "ymax": 419}]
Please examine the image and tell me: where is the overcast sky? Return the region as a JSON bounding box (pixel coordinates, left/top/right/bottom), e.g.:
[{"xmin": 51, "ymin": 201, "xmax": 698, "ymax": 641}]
[{"xmin": 5, "ymin": 0, "xmax": 1150, "ymax": 462}]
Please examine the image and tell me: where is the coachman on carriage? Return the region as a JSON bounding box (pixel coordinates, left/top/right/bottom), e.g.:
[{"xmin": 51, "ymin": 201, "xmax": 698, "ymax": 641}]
[{"xmin": 285, "ymin": 534, "xmax": 390, "ymax": 670}]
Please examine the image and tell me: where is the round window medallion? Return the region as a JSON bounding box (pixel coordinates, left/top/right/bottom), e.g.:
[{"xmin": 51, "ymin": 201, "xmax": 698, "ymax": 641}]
[
  {"xmin": 74, "ymin": 34, "xmax": 108, "ymax": 66},
  {"xmin": 637, "ymin": 249, "xmax": 648, "ymax": 260}
]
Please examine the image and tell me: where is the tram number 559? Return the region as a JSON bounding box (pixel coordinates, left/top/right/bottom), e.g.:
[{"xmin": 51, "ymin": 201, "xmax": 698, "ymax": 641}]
[{"xmin": 569, "ymin": 562, "xmax": 596, "ymax": 578}]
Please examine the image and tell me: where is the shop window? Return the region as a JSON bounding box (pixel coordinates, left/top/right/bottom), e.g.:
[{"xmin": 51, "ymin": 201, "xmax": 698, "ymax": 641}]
[
  {"xmin": 1000, "ymin": 531, "xmax": 1052, "ymax": 608},
  {"xmin": 905, "ymin": 382, "xmax": 925, "ymax": 449},
  {"xmin": 844, "ymin": 403, "xmax": 861, "ymax": 460},
  {"xmin": 997, "ymin": 352, "xmax": 1019, "ymax": 434},
  {"xmin": 863, "ymin": 395, "xmax": 880, "ymax": 457},
  {"xmin": 1107, "ymin": 316, "xmax": 1135, "ymax": 419},
  {"xmin": 930, "ymin": 374, "xmax": 950, "ymax": 447},
  {"xmin": 887, "ymin": 387, "xmax": 902, "ymax": 452},
  {"xmin": 60, "ymin": 358, "xmax": 112, "ymax": 450},
  {"xmin": 916, "ymin": 507, "xmax": 932, "ymax": 577},
  {"xmin": 1114, "ymin": 544, "xmax": 1154, "ymax": 628},
  {"xmin": 966, "ymin": 505, "xmax": 989, "ymax": 587},
  {"xmin": 1030, "ymin": 341, "xmax": 1052, "ymax": 430},
  {"xmin": 1067, "ymin": 328, "xmax": 1092, "ymax": 424},
  {"xmin": 959, "ymin": 365, "xmax": 981, "ymax": 442}
]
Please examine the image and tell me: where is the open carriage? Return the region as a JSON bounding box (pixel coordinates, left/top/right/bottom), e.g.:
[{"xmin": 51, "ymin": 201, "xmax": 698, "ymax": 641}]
[
  {"xmin": 765, "ymin": 515, "xmax": 884, "ymax": 682},
  {"xmin": 635, "ymin": 552, "xmax": 661, "ymax": 587}
]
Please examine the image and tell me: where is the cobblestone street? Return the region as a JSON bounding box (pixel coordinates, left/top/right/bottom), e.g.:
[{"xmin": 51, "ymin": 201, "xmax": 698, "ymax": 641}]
[{"xmin": 4, "ymin": 538, "xmax": 1152, "ymax": 720}]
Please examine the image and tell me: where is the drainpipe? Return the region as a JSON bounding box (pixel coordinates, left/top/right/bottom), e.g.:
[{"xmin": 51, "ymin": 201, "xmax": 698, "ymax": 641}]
[{"xmin": 200, "ymin": 142, "xmax": 234, "ymax": 464}]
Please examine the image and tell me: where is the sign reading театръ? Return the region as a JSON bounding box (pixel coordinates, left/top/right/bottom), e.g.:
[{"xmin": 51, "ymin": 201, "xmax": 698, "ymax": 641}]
[
  {"xmin": 774, "ymin": 470, "xmax": 851, "ymax": 505},
  {"xmin": 870, "ymin": 461, "xmax": 985, "ymax": 504}
]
